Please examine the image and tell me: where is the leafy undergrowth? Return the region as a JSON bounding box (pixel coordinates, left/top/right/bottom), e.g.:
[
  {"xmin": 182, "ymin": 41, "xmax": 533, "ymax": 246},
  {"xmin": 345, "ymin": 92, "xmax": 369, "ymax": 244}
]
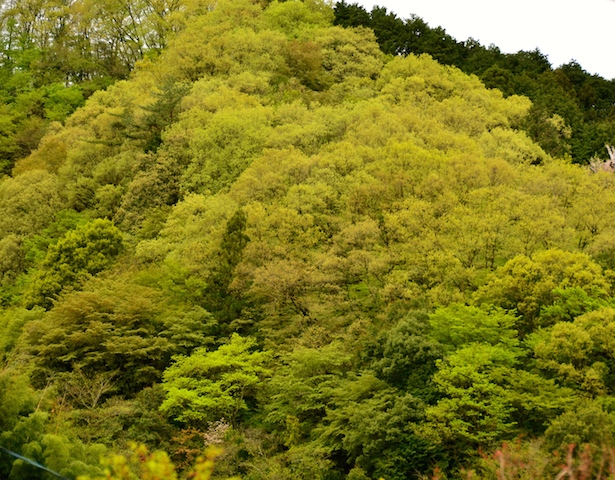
[
  {"xmin": 454, "ymin": 442, "xmax": 615, "ymax": 480},
  {"xmin": 78, "ymin": 443, "xmax": 238, "ymax": 480}
]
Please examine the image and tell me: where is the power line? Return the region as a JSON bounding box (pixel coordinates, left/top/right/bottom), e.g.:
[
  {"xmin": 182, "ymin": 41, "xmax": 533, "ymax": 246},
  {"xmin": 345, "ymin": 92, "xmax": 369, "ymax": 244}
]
[{"xmin": 0, "ymin": 446, "xmax": 72, "ymax": 480}]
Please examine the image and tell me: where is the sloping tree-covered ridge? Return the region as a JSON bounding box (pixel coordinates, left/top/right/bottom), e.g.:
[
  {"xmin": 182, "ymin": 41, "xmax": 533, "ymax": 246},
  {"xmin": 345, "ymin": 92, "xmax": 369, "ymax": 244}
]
[
  {"xmin": 2, "ymin": 1, "xmax": 615, "ymax": 479},
  {"xmin": 334, "ymin": 0, "xmax": 615, "ymax": 164}
]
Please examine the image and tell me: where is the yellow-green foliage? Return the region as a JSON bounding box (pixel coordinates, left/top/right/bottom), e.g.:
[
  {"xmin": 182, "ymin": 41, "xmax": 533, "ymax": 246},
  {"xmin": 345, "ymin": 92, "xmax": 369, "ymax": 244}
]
[
  {"xmin": 78, "ymin": 443, "xmax": 235, "ymax": 480},
  {"xmin": 4, "ymin": 1, "xmax": 615, "ymax": 479}
]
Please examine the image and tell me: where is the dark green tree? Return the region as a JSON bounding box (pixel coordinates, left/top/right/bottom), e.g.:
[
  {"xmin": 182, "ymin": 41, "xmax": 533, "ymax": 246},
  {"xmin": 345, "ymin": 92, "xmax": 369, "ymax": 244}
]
[
  {"xmin": 202, "ymin": 209, "xmax": 251, "ymax": 329},
  {"xmin": 24, "ymin": 218, "xmax": 124, "ymax": 309}
]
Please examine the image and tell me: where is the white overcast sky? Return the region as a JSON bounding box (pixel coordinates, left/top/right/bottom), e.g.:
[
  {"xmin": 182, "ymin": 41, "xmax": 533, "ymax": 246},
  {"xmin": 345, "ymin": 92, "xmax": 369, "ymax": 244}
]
[{"xmin": 354, "ymin": 0, "xmax": 615, "ymax": 80}]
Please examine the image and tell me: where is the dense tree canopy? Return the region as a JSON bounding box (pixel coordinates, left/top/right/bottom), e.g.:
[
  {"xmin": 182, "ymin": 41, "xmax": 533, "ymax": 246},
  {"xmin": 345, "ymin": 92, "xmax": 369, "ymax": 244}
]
[
  {"xmin": 1, "ymin": 1, "xmax": 615, "ymax": 478},
  {"xmin": 333, "ymin": 1, "xmax": 615, "ymax": 164}
]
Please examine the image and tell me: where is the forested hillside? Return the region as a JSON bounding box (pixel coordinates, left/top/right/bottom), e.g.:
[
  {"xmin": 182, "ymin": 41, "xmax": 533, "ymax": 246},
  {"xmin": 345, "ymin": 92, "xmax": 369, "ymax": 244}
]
[
  {"xmin": 334, "ymin": 1, "xmax": 615, "ymax": 163},
  {"xmin": 2, "ymin": 1, "xmax": 615, "ymax": 479},
  {"xmin": 0, "ymin": 0, "xmax": 193, "ymax": 176}
]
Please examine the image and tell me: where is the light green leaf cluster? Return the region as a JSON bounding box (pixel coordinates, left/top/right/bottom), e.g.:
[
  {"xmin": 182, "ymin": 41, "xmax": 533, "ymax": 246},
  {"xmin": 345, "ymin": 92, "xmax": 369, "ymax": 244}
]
[
  {"xmin": 429, "ymin": 304, "xmax": 519, "ymax": 351},
  {"xmin": 161, "ymin": 334, "xmax": 272, "ymax": 426}
]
